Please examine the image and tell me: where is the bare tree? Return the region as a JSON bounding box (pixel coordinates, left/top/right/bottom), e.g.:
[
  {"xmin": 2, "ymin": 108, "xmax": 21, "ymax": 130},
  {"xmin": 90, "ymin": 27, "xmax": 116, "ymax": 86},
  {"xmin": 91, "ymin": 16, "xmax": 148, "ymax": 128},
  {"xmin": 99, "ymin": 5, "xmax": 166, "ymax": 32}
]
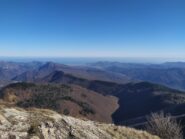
[{"xmin": 145, "ymin": 112, "xmax": 183, "ymax": 139}]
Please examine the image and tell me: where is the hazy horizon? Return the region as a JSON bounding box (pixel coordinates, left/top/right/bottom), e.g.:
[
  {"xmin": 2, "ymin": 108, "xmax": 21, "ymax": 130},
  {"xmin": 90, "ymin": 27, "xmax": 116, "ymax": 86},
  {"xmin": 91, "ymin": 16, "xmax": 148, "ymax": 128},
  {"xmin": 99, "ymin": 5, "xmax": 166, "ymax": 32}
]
[{"xmin": 1, "ymin": 56, "xmax": 185, "ymax": 65}]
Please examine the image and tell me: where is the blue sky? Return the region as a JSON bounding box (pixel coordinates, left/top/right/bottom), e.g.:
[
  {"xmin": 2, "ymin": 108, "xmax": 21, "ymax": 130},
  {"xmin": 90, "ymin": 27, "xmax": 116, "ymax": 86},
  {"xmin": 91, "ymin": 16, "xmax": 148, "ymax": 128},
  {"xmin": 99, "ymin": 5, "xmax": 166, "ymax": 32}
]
[{"xmin": 0, "ymin": 0, "xmax": 185, "ymax": 58}]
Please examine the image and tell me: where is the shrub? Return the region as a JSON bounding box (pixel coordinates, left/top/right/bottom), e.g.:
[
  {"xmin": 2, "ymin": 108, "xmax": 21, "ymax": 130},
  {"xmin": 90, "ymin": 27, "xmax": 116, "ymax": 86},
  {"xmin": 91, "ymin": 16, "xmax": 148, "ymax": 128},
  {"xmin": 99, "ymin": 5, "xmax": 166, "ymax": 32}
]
[
  {"xmin": 145, "ymin": 111, "xmax": 183, "ymax": 139},
  {"xmin": 28, "ymin": 124, "xmax": 39, "ymax": 135},
  {"xmin": 63, "ymin": 109, "xmax": 70, "ymax": 115}
]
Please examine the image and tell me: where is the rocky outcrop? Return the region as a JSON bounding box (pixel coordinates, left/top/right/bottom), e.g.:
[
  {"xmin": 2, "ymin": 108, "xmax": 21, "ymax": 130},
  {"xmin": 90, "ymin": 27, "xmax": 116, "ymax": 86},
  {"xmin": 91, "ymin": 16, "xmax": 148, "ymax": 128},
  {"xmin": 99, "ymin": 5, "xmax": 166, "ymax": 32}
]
[{"xmin": 0, "ymin": 105, "xmax": 159, "ymax": 139}]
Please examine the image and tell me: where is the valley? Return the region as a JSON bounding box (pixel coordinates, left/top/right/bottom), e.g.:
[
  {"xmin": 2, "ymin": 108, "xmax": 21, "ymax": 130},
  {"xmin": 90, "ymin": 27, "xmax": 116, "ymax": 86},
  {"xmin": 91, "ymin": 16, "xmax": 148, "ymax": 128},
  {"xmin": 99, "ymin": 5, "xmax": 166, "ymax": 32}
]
[{"xmin": 1, "ymin": 61, "xmax": 185, "ymax": 138}]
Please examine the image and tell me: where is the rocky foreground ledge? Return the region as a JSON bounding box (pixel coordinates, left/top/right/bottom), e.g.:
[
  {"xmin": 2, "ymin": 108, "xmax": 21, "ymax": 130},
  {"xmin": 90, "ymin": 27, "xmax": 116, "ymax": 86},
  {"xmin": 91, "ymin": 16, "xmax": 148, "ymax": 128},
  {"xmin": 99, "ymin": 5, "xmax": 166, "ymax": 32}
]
[{"xmin": 0, "ymin": 105, "xmax": 159, "ymax": 139}]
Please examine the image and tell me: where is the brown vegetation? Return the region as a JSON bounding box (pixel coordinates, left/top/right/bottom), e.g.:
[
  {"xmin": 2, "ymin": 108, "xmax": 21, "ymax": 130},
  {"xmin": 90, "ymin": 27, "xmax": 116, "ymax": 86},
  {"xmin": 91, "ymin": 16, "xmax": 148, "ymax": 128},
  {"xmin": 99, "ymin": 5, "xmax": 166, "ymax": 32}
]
[
  {"xmin": 0, "ymin": 82, "xmax": 118, "ymax": 123},
  {"xmin": 146, "ymin": 112, "xmax": 183, "ymax": 139}
]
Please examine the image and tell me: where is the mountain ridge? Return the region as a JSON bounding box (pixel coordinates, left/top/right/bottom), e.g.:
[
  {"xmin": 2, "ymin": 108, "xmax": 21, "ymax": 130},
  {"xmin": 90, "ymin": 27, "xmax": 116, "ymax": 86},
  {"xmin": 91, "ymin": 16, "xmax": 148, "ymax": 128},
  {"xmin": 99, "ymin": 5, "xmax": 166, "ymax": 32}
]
[{"xmin": 89, "ymin": 61, "xmax": 185, "ymax": 90}]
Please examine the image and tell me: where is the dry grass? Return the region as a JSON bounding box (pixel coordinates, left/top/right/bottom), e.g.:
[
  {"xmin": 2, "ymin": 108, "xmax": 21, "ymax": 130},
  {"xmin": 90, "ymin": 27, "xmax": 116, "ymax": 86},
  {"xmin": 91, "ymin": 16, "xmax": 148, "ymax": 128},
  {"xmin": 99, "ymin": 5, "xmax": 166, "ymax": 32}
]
[
  {"xmin": 146, "ymin": 112, "xmax": 183, "ymax": 139},
  {"xmin": 100, "ymin": 124, "xmax": 160, "ymax": 139}
]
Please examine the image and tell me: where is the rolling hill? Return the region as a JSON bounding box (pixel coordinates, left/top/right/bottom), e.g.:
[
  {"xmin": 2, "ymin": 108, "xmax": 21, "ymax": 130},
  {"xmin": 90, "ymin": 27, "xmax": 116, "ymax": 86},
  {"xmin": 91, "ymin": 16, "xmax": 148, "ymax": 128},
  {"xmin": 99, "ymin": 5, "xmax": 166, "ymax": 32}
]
[
  {"xmin": 4, "ymin": 72, "xmax": 185, "ymax": 126},
  {"xmin": 37, "ymin": 72, "xmax": 185, "ymax": 125},
  {"xmin": 0, "ymin": 82, "xmax": 118, "ymax": 123}
]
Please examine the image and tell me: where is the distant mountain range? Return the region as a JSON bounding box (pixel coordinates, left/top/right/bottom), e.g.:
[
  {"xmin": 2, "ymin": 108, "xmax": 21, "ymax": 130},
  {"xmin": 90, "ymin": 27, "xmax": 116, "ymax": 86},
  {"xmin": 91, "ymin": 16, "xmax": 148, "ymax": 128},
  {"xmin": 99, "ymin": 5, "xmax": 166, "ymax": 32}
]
[
  {"xmin": 89, "ymin": 61, "xmax": 185, "ymax": 90},
  {"xmin": 12, "ymin": 62, "xmax": 131, "ymax": 83},
  {"xmin": 0, "ymin": 61, "xmax": 43, "ymax": 81}
]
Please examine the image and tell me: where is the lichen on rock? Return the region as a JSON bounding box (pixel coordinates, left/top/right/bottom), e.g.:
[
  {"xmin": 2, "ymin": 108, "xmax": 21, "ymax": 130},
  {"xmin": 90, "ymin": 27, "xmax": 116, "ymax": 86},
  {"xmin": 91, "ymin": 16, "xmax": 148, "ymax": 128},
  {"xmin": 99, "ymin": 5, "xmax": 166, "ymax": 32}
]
[{"xmin": 0, "ymin": 105, "xmax": 159, "ymax": 139}]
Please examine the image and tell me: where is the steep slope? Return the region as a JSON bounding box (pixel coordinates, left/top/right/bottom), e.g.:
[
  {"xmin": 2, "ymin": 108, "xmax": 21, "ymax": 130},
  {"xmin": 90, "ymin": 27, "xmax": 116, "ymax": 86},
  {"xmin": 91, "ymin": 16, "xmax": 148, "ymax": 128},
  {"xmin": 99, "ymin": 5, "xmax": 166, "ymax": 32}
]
[
  {"xmin": 111, "ymin": 82, "xmax": 185, "ymax": 124},
  {"xmin": 0, "ymin": 82, "xmax": 118, "ymax": 123},
  {"xmin": 0, "ymin": 105, "xmax": 159, "ymax": 139}
]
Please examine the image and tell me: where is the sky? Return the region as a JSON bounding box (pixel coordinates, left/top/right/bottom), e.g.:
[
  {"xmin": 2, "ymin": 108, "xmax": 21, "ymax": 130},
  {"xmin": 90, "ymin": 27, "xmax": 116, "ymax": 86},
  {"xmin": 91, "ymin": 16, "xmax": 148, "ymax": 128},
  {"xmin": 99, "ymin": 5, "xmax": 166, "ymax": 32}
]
[{"xmin": 0, "ymin": 0, "xmax": 185, "ymax": 59}]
